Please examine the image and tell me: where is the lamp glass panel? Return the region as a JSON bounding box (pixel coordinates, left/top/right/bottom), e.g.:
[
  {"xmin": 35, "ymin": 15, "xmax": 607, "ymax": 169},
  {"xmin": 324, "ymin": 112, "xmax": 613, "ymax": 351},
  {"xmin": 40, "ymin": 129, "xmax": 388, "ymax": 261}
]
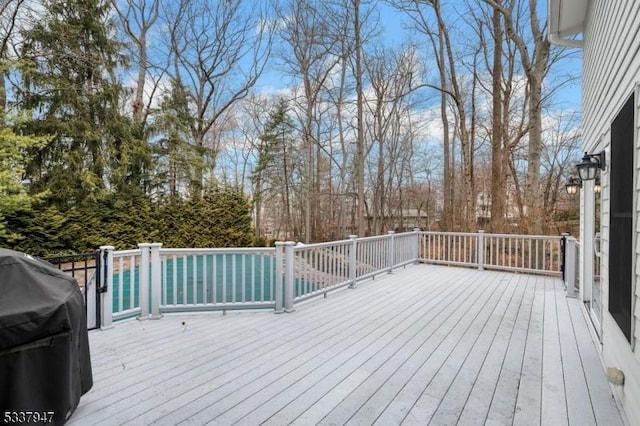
[{"xmin": 578, "ymin": 163, "xmax": 597, "ymax": 181}]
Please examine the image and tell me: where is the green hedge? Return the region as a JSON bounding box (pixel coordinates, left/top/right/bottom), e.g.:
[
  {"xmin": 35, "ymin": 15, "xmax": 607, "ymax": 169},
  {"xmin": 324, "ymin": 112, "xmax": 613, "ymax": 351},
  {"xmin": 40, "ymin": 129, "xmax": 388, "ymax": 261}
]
[{"xmin": 0, "ymin": 186, "xmax": 257, "ymax": 256}]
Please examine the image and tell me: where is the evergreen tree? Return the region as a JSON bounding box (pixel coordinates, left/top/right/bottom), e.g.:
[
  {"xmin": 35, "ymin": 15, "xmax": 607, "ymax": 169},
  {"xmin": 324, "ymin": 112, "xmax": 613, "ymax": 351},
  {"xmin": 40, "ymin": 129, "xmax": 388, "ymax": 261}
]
[
  {"xmin": 16, "ymin": 0, "xmax": 131, "ymax": 208},
  {"xmin": 155, "ymin": 185, "xmax": 254, "ymax": 248},
  {"xmin": 0, "ymin": 127, "xmax": 48, "ymax": 242},
  {"xmin": 250, "ymin": 99, "xmax": 296, "ymax": 238},
  {"xmin": 150, "ymin": 81, "xmax": 200, "ymax": 198}
]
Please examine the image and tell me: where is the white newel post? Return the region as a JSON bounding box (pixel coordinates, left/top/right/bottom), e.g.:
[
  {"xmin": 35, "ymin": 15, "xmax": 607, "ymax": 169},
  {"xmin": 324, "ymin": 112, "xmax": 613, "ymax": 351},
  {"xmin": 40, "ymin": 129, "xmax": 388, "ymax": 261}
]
[
  {"xmin": 274, "ymin": 242, "xmax": 284, "ymax": 313},
  {"xmin": 150, "ymin": 243, "xmax": 163, "ymax": 319},
  {"xmin": 137, "ymin": 243, "xmax": 150, "ymax": 320},
  {"xmin": 284, "ymin": 242, "xmax": 296, "ymax": 313},
  {"xmin": 582, "ymin": 179, "xmax": 595, "ymax": 303},
  {"xmin": 565, "ymin": 236, "xmax": 578, "ymax": 297},
  {"xmin": 349, "ymin": 235, "xmax": 358, "ymax": 288},
  {"xmin": 477, "ymin": 230, "xmax": 485, "ymax": 271},
  {"xmin": 388, "ymin": 231, "xmax": 396, "ymax": 273},
  {"xmin": 99, "ymin": 246, "xmax": 114, "ymax": 330},
  {"xmin": 413, "ymin": 229, "xmax": 421, "ymax": 264}
]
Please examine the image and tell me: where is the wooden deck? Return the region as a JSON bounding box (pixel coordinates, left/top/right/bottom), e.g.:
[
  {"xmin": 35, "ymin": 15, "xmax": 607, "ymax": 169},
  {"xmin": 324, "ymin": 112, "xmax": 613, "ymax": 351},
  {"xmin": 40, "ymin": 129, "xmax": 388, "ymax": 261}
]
[{"xmin": 70, "ymin": 265, "xmax": 625, "ymax": 425}]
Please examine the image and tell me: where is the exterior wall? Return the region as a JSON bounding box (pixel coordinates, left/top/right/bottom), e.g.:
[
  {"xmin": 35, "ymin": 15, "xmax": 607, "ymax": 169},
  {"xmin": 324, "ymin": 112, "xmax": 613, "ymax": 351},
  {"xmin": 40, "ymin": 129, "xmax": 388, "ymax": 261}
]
[{"xmin": 583, "ymin": 1, "xmax": 640, "ymax": 424}]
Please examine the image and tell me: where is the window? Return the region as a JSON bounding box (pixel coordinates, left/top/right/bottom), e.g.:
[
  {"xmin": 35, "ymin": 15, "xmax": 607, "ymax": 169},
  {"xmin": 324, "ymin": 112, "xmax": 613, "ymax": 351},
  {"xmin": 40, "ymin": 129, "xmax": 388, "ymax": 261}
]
[{"xmin": 608, "ymin": 93, "xmax": 634, "ymax": 342}]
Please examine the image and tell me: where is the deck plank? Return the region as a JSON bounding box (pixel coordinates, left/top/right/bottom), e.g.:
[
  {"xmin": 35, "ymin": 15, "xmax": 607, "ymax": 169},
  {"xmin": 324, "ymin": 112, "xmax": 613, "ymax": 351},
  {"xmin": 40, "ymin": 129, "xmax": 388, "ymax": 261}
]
[
  {"xmin": 67, "ymin": 265, "xmax": 625, "ymax": 426},
  {"xmin": 399, "ymin": 272, "xmax": 514, "ymax": 425},
  {"xmin": 264, "ymin": 268, "xmax": 495, "ymax": 426},
  {"xmin": 555, "ymin": 282, "xmax": 597, "ymax": 426},
  {"xmin": 368, "ymin": 270, "xmax": 501, "ymax": 426},
  {"xmin": 567, "ymin": 300, "xmax": 624, "ymax": 425},
  {"xmin": 455, "ymin": 273, "xmax": 528, "ymax": 426},
  {"xmin": 235, "ymin": 268, "xmax": 475, "ymax": 426},
  {"xmin": 426, "ymin": 273, "xmax": 521, "ymax": 426},
  {"xmin": 512, "ymin": 274, "xmax": 544, "ymax": 426},
  {"xmin": 541, "ymin": 276, "xmax": 569, "ymax": 425},
  {"xmin": 484, "ymin": 275, "xmax": 536, "ymax": 425}
]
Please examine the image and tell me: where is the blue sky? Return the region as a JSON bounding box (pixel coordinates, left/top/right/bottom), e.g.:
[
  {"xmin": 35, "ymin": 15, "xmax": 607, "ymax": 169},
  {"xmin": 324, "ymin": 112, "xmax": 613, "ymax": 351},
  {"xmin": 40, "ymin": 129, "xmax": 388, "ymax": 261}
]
[{"xmin": 254, "ymin": 1, "xmax": 582, "ymax": 113}]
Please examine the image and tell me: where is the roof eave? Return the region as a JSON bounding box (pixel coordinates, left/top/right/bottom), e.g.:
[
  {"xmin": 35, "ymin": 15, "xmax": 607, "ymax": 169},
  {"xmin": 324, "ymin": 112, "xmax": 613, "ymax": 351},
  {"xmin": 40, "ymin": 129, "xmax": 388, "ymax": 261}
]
[{"xmin": 548, "ymin": 0, "xmax": 587, "ymax": 48}]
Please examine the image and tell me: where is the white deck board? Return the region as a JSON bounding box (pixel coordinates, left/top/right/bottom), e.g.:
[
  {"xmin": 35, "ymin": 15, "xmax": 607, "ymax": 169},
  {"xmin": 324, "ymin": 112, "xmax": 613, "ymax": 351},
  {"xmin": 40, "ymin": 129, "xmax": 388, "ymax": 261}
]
[
  {"xmin": 541, "ymin": 276, "xmax": 569, "ymax": 426},
  {"xmin": 69, "ymin": 265, "xmax": 625, "ymax": 426},
  {"xmin": 455, "ymin": 273, "xmax": 528, "ymax": 426}
]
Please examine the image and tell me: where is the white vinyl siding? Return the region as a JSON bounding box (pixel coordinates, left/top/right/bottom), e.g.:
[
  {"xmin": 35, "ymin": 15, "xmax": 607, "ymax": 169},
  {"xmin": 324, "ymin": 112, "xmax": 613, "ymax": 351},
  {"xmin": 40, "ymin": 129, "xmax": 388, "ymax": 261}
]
[{"xmin": 582, "ymin": 1, "xmax": 640, "ymax": 425}]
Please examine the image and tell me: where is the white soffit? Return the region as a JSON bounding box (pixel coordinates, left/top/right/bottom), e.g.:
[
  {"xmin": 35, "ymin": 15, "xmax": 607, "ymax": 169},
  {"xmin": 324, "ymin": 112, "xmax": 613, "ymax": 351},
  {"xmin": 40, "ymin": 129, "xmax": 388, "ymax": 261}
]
[{"xmin": 549, "ymin": 0, "xmax": 587, "ymax": 37}]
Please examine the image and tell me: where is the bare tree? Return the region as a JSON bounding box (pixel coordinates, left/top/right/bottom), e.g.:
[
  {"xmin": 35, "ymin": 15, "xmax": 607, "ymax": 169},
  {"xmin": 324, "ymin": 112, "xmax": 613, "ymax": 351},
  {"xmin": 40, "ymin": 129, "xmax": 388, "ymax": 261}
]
[
  {"xmin": 483, "ymin": 0, "xmax": 550, "ymax": 233},
  {"xmin": 353, "ymin": 0, "xmax": 367, "ymax": 237},
  {"xmin": 0, "ymin": 0, "xmax": 28, "ymax": 114},
  {"xmin": 540, "ymin": 110, "xmax": 581, "ymax": 229},
  {"xmin": 277, "ymin": 0, "xmax": 342, "ymax": 242},
  {"xmin": 363, "ymin": 45, "xmax": 420, "ymax": 234},
  {"xmin": 110, "ymin": 0, "xmax": 160, "ymax": 128},
  {"xmin": 164, "ymin": 0, "xmax": 273, "ymax": 197},
  {"xmin": 397, "ymin": 0, "xmax": 477, "ymax": 230}
]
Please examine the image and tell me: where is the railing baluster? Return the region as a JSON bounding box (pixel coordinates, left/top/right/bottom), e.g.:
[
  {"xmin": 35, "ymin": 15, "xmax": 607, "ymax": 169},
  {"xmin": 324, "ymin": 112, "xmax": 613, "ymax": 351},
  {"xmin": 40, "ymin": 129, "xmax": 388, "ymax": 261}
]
[
  {"xmin": 212, "ymin": 254, "xmax": 217, "ymax": 304},
  {"xmin": 191, "ymin": 255, "xmax": 197, "ymax": 304},
  {"xmin": 203, "ymin": 254, "xmax": 208, "ymax": 305},
  {"xmin": 162, "ymin": 256, "xmax": 167, "ymax": 306},
  {"xmin": 171, "ymin": 255, "xmax": 177, "ymax": 305},
  {"xmin": 232, "ymin": 254, "xmax": 237, "ymax": 304},
  {"xmin": 241, "ymin": 254, "xmax": 246, "ymax": 303}
]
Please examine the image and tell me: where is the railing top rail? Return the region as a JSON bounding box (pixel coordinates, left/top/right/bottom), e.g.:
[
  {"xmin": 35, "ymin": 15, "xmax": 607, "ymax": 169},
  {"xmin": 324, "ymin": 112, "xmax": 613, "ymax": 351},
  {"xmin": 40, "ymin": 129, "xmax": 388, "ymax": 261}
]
[
  {"xmin": 293, "ymin": 239, "xmax": 353, "ymax": 251},
  {"xmin": 356, "ymin": 235, "xmax": 390, "ymax": 242},
  {"xmin": 159, "ymin": 247, "xmax": 275, "ymax": 256},
  {"xmin": 481, "ymin": 233, "xmax": 563, "ymax": 241},
  {"xmin": 357, "ymin": 231, "xmax": 416, "ymax": 242},
  {"xmin": 420, "ymin": 231, "xmax": 479, "ymax": 238},
  {"xmin": 419, "ymin": 231, "xmax": 563, "ymax": 241},
  {"xmin": 113, "ymin": 249, "xmax": 142, "ymax": 257}
]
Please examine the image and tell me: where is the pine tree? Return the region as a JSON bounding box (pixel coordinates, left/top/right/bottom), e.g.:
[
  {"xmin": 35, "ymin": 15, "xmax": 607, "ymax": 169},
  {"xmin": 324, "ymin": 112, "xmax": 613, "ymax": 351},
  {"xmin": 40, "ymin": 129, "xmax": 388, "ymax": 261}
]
[
  {"xmin": 250, "ymin": 99, "xmax": 296, "ymax": 239},
  {"xmin": 0, "ymin": 127, "xmax": 48, "ymax": 242},
  {"xmin": 150, "ymin": 81, "xmax": 200, "ymax": 199},
  {"xmin": 16, "ymin": 0, "xmax": 130, "ymax": 208}
]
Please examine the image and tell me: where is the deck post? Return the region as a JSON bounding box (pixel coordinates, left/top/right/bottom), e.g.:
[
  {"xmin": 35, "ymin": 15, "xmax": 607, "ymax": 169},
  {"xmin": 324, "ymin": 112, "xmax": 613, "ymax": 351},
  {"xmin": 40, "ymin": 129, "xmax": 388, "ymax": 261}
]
[
  {"xmin": 477, "ymin": 230, "xmax": 485, "ymax": 271},
  {"xmin": 565, "ymin": 236, "xmax": 578, "ymax": 298},
  {"xmin": 284, "ymin": 242, "xmax": 296, "ymax": 313},
  {"xmin": 137, "ymin": 243, "xmax": 151, "ymax": 320},
  {"xmin": 560, "ymin": 232, "xmax": 570, "ymax": 282},
  {"xmin": 274, "ymin": 242, "xmax": 284, "ymax": 313},
  {"xmin": 388, "ymin": 231, "xmax": 395, "ymax": 273},
  {"xmin": 150, "ymin": 243, "xmax": 163, "ymax": 319},
  {"xmin": 85, "ymin": 249, "xmax": 99, "ymax": 329},
  {"xmin": 349, "ymin": 235, "xmax": 358, "ymax": 288},
  {"xmin": 413, "ymin": 228, "xmax": 421, "ymax": 264},
  {"xmin": 99, "ymin": 246, "xmax": 114, "ymax": 330}
]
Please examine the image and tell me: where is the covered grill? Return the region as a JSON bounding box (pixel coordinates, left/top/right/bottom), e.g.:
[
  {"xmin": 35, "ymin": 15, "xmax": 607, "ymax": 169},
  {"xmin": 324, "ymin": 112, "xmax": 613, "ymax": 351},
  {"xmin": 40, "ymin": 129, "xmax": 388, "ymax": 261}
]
[{"xmin": 0, "ymin": 248, "xmax": 92, "ymax": 424}]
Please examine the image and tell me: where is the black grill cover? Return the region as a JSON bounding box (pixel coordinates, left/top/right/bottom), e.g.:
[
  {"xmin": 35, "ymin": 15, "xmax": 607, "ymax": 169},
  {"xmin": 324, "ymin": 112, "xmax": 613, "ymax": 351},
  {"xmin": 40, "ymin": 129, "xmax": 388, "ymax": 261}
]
[{"xmin": 0, "ymin": 248, "xmax": 92, "ymax": 424}]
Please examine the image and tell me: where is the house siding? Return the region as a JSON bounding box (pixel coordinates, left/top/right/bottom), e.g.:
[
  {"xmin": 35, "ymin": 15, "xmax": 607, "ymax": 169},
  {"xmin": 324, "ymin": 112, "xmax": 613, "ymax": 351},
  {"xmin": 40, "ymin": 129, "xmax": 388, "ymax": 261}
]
[{"xmin": 583, "ymin": 1, "xmax": 640, "ymax": 425}]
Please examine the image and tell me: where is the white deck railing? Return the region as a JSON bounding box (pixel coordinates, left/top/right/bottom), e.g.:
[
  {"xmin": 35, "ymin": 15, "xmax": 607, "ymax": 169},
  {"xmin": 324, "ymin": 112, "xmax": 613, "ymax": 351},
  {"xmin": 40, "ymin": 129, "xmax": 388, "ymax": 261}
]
[
  {"xmin": 95, "ymin": 230, "xmax": 577, "ymax": 329},
  {"xmin": 417, "ymin": 231, "xmax": 564, "ymax": 275}
]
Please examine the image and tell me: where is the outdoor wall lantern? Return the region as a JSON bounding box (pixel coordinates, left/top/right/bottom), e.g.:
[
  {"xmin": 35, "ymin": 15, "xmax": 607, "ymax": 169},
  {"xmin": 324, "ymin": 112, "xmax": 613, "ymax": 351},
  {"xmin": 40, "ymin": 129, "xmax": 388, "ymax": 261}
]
[
  {"xmin": 565, "ymin": 176, "xmax": 582, "ymax": 195},
  {"xmin": 594, "ymin": 177, "xmax": 601, "ymax": 194},
  {"xmin": 576, "ymin": 150, "xmax": 606, "ymax": 181}
]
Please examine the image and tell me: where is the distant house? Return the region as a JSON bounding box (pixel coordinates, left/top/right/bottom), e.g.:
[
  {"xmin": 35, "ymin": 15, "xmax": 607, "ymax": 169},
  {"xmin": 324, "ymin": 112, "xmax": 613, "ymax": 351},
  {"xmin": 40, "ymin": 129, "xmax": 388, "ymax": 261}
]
[
  {"xmin": 549, "ymin": 1, "xmax": 640, "ymax": 424},
  {"xmin": 366, "ymin": 209, "xmax": 430, "ymax": 233},
  {"xmin": 474, "ymin": 191, "xmax": 519, "ymax": 226}
]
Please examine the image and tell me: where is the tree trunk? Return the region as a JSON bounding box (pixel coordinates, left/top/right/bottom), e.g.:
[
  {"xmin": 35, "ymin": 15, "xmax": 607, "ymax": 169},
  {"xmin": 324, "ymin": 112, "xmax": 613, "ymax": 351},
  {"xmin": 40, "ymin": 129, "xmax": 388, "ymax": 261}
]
[
  {"xmin": 354, "ymin": 0, "xmax": 366, "ymax": 237},
  {"xmin": 526, "ymin": 75, "xmax": 544, "ymax": 234},
  {"xmin": 490, "ymin": 8, "xmax": 506, "ymax": 232}
]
